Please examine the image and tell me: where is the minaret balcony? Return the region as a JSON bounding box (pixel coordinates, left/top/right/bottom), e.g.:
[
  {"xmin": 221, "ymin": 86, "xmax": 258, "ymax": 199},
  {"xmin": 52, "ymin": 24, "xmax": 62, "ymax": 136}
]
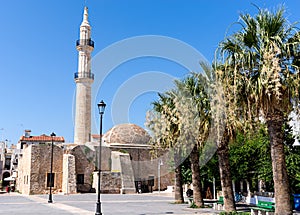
[
  {"xmin": 76, "ymin": 39, "xmax": 94, "ymax": 48},
  {"xmin": 74, "ymin": 72, "xmax": 94, "ymax": 80}
]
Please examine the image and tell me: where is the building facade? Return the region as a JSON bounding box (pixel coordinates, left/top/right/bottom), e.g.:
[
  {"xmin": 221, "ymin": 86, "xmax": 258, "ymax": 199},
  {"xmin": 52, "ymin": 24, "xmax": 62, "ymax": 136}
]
[
  {"xmin": 16, "ymin": 130, "xmax": 65, "ymax": 194},
  {"xmin": 16, "ymin": 124, "xmax": 173, "ymax": 195}
]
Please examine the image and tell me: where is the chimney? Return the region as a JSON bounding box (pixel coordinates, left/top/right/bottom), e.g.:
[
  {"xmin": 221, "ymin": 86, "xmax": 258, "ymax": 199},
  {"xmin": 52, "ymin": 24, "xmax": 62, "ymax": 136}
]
[{"xmin": 24, "ymin": 130, "xmax": 31, "ymax": 138}]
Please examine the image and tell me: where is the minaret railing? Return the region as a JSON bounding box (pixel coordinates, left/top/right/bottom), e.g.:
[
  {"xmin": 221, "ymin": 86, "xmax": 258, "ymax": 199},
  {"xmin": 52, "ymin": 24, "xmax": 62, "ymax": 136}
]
[
  {"xmin": 76, "ymin": 39, "xmax": 94, "ymax": 48},
  {"xmin": 74, "ymin": 72, "xmax": 94, "ymax": 80}
]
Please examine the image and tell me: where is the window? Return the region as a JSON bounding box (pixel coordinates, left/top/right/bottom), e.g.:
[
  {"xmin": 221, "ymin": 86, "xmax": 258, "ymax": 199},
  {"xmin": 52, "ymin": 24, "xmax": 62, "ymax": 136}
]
[
  {"xmin": 5, "ymin": 158, "xmax": 11, "ymax": 170},
  {"xmin": 77, "ymin": 174, "xmax": 84, "ymax": 184},
  {"xmin": 47, "ymin": 173, "xmax": 55, "ymax": 187}
]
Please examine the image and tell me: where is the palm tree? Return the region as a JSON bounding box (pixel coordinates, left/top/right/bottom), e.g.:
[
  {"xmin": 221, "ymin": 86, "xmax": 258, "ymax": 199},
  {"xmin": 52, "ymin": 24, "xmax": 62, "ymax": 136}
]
[
  {"xmin": 147, "ymin": 92, "xmax": 185, "ymax": 203},
  {"xmin": 174, "ymin": 74, "xmax": 210, "ymax": 207},
  {"xmin": 219, "ymin": 6, "xmax": 300, "ymax": 214},
  {"xmin": 217, "ymin": 128, "xmax": 236, "ymax": 211},
  {"xmin": 175, "ymin": 64, "xmax": 237, "ymax": 210},
  {"xmin": 148, "ymin": 67, "xmax": 215, "ymax": 207},
  {"xmin": 209, "ymin": 63, "xmax": 238, "ymax": 212}
]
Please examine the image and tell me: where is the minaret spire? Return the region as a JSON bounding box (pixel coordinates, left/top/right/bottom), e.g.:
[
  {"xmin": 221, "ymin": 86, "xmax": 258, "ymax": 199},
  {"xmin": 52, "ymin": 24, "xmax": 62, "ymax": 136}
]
[{"xmin": 81, "ymin": 6, "xmax": 89, "ymax": 26}]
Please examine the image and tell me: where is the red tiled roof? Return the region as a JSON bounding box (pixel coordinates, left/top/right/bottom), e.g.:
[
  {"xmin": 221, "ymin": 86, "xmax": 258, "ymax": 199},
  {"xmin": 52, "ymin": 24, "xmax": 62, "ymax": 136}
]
[
  {"xmin": 19, "ymin": 134, "xmax": 65, "ymax": 142},
  {"xmin": 91, "ymin": 134, "xmax": 101, "ymax": 138}
]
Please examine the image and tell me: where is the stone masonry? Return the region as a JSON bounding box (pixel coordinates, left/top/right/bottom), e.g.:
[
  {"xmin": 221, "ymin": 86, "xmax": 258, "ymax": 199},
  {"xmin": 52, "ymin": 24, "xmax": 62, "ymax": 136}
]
[
  {"xmin": 62, "ymin": 154, "xmax": 76, "ymax": 194},
  {"xmin": 18, "ymin": 144, "xmax": 63, "ymax": 195}
]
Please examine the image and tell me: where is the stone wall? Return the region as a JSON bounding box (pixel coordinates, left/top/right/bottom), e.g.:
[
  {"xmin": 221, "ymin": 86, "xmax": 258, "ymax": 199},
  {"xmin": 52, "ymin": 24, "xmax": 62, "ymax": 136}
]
[
  {"xmin": 17, "ymin": 144, "xmax": 63, "ymax": 195},
  {"xmin": 70, "ymin": 145, "xmax": 95, "ymax": 192},
  {"xmin": 119, "ymin": 153, "xmax": 135, "ymax": 194},
  {"xmin": 93, "ymin": 171, "xmax": 121, "ymax": 194},
  {"xmin": 62, "ymin": 154, "xmax": 76, "ymax": 194},
  {"xmin": 109, "ymin": 146, "xmax": 173, "ymax": 191},
  {"xmin": 17, "ymin": 145, "xmax": 32, "ymax": 194},
  {"xmin": 30, "ymin": 144, "xmax": 63, "ymax": 194},
  {"xmin": 17, "ymin": 143, "xmax": 173, "ymax": 195},
  {"xmin": 70, "ymin": 145, "xmax": 112, "ymax": 192}
]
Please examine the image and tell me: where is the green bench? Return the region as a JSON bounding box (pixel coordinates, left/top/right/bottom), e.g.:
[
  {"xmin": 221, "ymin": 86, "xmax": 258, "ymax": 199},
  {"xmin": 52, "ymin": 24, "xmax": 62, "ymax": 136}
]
[
  {"xmin": 250, "ymin": 200, "xmax": 275, "ymax": 215},
  {"xmin": 213, "ymin": 196, "xmax": 224, "ymax": 210},
  {"xmin": 217, "ymin": 196, "xmax": 224, "ymax": 205}
]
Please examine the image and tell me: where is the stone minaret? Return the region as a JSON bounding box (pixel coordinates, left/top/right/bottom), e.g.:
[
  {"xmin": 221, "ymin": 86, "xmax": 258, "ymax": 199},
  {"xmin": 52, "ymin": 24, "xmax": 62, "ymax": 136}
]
[{"xmin": 74, "ymin": 7, "xmax": 94, "ymax": 144}]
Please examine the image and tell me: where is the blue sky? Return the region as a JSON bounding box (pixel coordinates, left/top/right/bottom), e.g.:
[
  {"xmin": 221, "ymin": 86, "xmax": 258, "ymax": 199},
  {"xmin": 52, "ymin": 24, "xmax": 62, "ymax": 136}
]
[{"xmin": 1, "ymin": 0, "xmax": 300, "ymax": 144}]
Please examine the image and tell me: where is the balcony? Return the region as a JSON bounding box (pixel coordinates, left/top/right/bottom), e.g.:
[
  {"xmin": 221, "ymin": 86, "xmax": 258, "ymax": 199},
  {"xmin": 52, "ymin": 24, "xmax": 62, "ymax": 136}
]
[
  {"xmin": 76, "ymin": 39, "xmax": 94, "ymax": 48},
  {"xmin": 74, "ymin": 72, "xmax": 94, "ymax": 80}
]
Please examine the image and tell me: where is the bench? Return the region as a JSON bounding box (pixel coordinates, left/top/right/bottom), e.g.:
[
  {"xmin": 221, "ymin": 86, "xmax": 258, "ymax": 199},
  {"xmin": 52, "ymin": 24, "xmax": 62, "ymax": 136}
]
[
  {"xmin": 217, "ymin": 196, "xmax": 224, "ymax": 205},
  {"xmin": 250, "ymin": 200, "xmax": 275, "ymax": 215},
  {"xmin": 186, "ymin": 189, "xmax": 194, "ymax": 204},
  {"xmin": 213, "ymin": 196, "xmax": 224, "ymax": 210}
]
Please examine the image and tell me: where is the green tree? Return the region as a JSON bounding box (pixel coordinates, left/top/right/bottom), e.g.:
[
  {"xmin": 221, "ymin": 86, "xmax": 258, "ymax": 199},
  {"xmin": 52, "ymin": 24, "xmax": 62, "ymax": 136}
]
[{"xmin": 229, "ymin": 127, "xmax": 273, "ymax": 191}]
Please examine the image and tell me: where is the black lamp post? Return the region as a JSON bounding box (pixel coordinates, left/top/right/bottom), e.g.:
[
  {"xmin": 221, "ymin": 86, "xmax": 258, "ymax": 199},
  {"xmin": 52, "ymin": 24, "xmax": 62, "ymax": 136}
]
[
  {"xmin": 48, "ymin": 132, "xmax": 56, "ymax": 203},
  {"xmin": 95, "ymin": 100, "xmax": 106, "ymax": 215}
]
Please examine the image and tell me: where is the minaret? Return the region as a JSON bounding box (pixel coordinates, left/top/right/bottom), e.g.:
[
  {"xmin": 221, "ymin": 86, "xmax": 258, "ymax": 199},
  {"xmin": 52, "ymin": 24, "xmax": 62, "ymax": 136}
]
[{"xmin": 74, "ymin": 7, "xmax": 94, "ymax": 144}]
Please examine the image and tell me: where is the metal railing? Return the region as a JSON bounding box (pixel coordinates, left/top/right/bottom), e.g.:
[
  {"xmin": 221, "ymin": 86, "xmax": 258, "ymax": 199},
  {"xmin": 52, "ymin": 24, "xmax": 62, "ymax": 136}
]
[
  {"xmin": 76, "ymin": 39, "xmax": 94, "ymax": 48},
  {"xmin": 74, "ymin": 72, "xmax": 94, "ymax": 80}
]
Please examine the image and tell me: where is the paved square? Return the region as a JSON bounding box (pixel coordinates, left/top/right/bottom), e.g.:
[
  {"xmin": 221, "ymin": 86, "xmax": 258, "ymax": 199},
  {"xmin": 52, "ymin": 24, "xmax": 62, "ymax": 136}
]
[{"xmin": 0, "ymin": 193, "xmax": 219, "ymax": 215}]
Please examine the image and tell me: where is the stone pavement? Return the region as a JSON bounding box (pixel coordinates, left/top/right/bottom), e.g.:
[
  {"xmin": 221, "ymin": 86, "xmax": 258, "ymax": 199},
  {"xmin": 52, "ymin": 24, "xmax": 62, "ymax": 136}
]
[
  {"xmin": 1, "ymin": 192, "xmax": 300, "ymax": 215},
  {"xmin": 0, "ymin": 192, "xmax": 220, "ymax": 215}
]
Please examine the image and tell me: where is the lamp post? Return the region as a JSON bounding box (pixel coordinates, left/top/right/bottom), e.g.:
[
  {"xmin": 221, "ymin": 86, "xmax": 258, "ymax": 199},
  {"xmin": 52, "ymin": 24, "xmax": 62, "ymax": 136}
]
[
  {"xmin": 158, "ymin": 159, "xmax": 163, "ymax": 193},
  {"xmin": 95, "ymin": 100, "xmax": 106, "ymax": 215},
  {"xmin": 48, "ymin": 132, "xmax": 56, "ymax": 203}
]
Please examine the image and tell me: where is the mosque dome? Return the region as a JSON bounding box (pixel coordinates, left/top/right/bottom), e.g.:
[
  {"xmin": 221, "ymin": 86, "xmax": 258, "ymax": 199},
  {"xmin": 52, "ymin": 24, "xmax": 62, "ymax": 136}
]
[{"xmin": 103, "ymin": 123, "xmax": 151, "ymax": 145}]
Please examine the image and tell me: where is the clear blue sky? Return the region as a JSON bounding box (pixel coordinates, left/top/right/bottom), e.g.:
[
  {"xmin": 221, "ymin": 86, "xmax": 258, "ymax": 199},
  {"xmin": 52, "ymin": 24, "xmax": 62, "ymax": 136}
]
[{"xmin": 1, "ymin": 0, "xmax": 300, "ymax": 144}]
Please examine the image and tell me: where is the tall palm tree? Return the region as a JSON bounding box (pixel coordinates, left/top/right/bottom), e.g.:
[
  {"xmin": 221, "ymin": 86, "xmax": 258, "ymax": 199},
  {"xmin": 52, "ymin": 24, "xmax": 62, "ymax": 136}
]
[
  {"xmin": 175, "ymin": 63, "xmax": 236, "ymax": 210},
  {"xmin": 219, "ymin": 6, "xmax": 300, "ymax": 214},
  {"xmin": 147, "ymin": 92, "xmax": 184, "ymax": 203},
  {"xmin": 210, "ymin": 63, "xmax": 237, "ymax": 212},
  {"xmin": 174, "ymin": 74, "xmax": 211, "ymax": 207},
  {"xmin": 148, "ymin": 66, "xmax": 216, "ymax": 207}
]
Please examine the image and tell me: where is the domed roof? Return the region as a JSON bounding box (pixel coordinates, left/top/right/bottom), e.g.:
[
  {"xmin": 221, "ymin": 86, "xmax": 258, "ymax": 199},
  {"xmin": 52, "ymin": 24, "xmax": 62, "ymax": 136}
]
[{"xmin": 103, "ymin": 123, "xmax": 150, "ymax": 145}]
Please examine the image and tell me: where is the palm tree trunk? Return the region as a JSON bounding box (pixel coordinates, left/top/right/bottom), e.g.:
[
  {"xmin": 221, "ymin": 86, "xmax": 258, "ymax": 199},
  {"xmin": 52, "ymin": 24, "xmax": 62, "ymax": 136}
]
[
  {"xmin": 174, "ymin": 151, "xmax": 184, "ymax": 203},
  {"xmin": 190, "ymin": 144, "xmax": 204, "ymax": 207},
  {"xmin": 217, "ymin": 131, "xmax": 236, "ymax": 212},
  {"xmin": 266, "ymin": 112, "xmax": 292, "ymax": 215}
]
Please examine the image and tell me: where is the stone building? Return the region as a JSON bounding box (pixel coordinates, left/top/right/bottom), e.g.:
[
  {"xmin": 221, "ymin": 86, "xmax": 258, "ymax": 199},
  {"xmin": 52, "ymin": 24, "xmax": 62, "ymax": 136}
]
[
  {"xmin": 75, "ymin": 123, "xmax": 172, "ymax": 194},
  {"xmin": 16, "ymin": 131, "xmax": 65, "ymax": 195},
  {"xmin": 96, "ymin": 123, "xmax": 173, "ymax": 194},
  {"xmin": 16, "ymin": 124, "xmax": 173, "ymax": 195},
  {"xmin": 18, "ymin": 144, "xmax": 63, "ymax": 194}
]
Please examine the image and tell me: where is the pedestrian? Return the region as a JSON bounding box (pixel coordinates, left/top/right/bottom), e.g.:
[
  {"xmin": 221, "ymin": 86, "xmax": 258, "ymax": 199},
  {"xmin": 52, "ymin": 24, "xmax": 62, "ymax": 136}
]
[{"xmin": 6, "ymin": 186, "xmax": 10, "ymax": 193}]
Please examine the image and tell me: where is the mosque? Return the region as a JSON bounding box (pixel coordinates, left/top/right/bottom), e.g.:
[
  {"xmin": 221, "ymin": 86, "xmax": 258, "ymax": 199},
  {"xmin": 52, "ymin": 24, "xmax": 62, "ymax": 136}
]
[{"xmin": 14, "ymin": 7, "xmax": 173, "ymax": 195}]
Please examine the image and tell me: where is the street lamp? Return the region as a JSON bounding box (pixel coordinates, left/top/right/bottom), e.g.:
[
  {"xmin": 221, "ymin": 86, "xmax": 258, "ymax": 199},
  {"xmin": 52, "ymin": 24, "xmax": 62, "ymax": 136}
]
[
  {"xmin": 95, "ymin": 100, "xmax": 106, "ymax": 215},
  {"xmin": 48, "ymin": 132, "xmax": 56, "ymax": 203}
]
